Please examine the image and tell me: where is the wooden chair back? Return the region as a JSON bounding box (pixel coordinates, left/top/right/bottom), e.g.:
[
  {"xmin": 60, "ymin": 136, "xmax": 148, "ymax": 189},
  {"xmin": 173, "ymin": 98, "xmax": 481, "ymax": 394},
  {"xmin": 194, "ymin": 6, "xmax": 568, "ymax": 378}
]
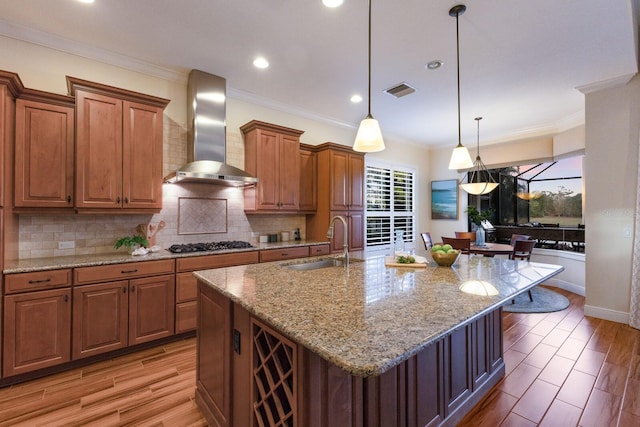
[
  {"xmin": 510, "ymin": 239, "xmax": 536, "ymax": 261},
  {"xmin": 509, "ymin": 234, "xmax": 532, "ymax": 246},
  {"xmin": 420, "ymin": 232, "xmax": 433, "ymax": 250},
  {"xmin": 455, "ymin": 231, "xmax": 476, "ymax": 241},
  {"xmin": 441, "ymin": 237, "xmax": 471, "ymax": 254}
]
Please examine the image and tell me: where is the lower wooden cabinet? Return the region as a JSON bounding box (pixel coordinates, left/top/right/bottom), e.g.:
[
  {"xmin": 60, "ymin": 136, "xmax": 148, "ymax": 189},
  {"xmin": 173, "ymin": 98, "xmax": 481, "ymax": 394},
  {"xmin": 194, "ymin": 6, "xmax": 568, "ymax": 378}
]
[
  {"xmin": 3, "ymin": 288, "xmax": 71, "ymax": 377},
  {"xmin": 73, "ymin": 274, "xmax": 175, "ymax": 359}
]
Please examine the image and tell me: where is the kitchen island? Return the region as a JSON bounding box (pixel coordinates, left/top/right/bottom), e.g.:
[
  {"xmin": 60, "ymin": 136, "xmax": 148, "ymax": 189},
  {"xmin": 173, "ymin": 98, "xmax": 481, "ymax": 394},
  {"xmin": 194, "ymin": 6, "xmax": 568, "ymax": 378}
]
[{"xmin": 194, "ymin": 254, "xmax": 564, "ymax": 427}]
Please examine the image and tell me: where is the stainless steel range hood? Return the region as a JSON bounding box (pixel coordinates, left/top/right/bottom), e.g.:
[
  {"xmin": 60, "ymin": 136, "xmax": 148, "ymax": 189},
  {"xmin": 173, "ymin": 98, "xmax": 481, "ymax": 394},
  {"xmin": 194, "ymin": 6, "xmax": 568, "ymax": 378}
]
[{"xmin": 164, "ymin": 70, "xmax": 258, "ymax": 186}]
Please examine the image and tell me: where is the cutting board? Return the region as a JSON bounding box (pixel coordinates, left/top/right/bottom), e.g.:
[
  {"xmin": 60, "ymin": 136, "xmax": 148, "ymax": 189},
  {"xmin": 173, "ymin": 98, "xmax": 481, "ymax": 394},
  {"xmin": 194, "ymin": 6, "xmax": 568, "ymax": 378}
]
[{"xmin": 384, "ymin": 256, "xmax": 428, "ymax": 268}]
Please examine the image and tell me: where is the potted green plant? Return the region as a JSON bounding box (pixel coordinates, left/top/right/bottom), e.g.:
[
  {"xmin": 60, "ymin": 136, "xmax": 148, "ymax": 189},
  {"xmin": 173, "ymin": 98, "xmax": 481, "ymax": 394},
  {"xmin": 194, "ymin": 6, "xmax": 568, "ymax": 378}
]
[{"xmin": 114, "ymin": 235, "xmax": 149, "ymax": 254}]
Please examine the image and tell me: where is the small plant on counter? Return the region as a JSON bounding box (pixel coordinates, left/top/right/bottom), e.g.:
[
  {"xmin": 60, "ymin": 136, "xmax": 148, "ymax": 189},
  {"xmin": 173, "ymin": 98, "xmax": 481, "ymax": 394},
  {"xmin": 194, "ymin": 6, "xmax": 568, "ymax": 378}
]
[{"xmin": 114, "ymin": 235, "xmax": 149, "ymax": 252}]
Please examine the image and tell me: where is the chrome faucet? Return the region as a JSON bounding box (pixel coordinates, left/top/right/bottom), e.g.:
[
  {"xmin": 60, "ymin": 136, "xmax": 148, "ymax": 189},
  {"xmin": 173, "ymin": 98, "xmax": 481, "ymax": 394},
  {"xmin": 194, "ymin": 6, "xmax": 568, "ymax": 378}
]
[{"xmin": 327, "ymin": 215, "xmax": 349, "ymax": 266}]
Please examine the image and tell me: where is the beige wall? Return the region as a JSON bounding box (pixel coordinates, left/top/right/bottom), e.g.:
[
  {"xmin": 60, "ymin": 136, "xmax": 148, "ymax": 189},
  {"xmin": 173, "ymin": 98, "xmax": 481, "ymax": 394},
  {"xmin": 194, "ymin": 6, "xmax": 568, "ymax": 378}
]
[{"xmin": 584, "ymin": 75, "xmax": 640, "ymax": 323}]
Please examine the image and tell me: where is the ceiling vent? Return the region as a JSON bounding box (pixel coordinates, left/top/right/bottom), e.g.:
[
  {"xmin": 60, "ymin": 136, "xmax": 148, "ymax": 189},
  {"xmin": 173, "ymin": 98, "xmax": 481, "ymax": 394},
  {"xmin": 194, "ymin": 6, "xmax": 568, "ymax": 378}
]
[{"xmin": 384, "ymin": 82, "xmax": 416, "ymax": 98}]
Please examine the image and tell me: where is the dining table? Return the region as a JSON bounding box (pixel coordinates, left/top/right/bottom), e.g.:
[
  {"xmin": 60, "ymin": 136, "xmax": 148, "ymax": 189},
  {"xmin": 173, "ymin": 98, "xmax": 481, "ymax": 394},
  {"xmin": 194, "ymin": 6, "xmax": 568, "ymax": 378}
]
[{"xmin": 469, "ymin": 242, "xmax": 514, "ymax": 256}]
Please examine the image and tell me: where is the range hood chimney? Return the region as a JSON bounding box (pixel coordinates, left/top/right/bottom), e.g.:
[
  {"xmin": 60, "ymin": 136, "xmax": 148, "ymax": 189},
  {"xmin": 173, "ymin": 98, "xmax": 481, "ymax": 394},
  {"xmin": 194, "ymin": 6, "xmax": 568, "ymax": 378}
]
[{"xmin": 164, "ymin": 70, "xmax": 258, "ymax": 186}]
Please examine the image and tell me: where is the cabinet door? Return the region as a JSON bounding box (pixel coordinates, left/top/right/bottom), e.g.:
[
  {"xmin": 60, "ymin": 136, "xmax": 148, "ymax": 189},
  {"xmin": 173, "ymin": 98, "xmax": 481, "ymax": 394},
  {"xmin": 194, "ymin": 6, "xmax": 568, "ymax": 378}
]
[
  {"xmin": 3, "ymin": 288, "xmax": 71, "ymax": 377},
  {"xmin": 122, "ymin": 101, "xmax": 163, "ymax": 209},
  {"xmin": 72, "ymin": 281, "xmax": 128, "ymax": 359},
  {"xmin": 75, "ymin": 90, "xmax": 123, "ymax": 208},
  {"xmin": 255, "ymin": 129, "xmax": 280, "ymax": 210},
  {"xmin": 299, "ymin": 148, "xmax": 317, "ymax": 211},
  {"xmin": 128, "ymin": 274, "xmax": 175, "ymax": 345},
  {"xmin": 14, "ymin": 99, "xmax": 75, "ymax": 208},
  {"xmin": 278, "ymin": 134, "xmax": 300, "ymax": 210},
  {"xmin": 329, "ymin": 150, "xmax": 349, "ymax": 211},
  {"xmin": 348, "ymin": 153, "xmax": 365, "ymax": 210},
  {"xmin": 348, "ymin": 211, "xmax": 365, "ymax": 252}
]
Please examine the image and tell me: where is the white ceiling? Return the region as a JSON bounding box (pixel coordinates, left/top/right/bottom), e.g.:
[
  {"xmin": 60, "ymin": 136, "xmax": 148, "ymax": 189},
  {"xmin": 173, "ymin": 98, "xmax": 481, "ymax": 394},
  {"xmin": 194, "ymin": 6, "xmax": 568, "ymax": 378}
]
[{"xmin": 0, "ymin": 0, "xmax": 638, "ymax": 148}]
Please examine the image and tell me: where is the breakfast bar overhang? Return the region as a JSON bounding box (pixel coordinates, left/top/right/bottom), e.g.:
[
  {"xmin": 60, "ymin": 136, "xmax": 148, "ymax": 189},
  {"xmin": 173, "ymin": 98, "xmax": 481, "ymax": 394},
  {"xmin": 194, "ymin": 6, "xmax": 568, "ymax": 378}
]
[{"xmin": 193, "ymin": 254, "xmax": 564, "ymax": 427}]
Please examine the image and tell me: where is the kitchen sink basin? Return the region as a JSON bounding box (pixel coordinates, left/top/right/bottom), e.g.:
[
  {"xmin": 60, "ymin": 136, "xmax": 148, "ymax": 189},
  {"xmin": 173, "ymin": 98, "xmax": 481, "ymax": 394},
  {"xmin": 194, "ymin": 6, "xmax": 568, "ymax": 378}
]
[{"xmin": 283, "ymin": 257, "xmax": 362, "ymax": 271}]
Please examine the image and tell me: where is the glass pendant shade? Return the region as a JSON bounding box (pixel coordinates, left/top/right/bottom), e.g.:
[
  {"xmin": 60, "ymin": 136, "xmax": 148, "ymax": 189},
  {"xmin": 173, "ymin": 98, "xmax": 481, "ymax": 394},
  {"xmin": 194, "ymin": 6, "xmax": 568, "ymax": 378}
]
[
  {"xmin": 353, "ymin": 115, "xmax": 385, "ymax": 152},
  {"xmin": 353, "ymin": 0, "xmax": 385, "ymax": 153},
  {"xmin": 448, "ymin": 144, "xmax": 473, "ymax": 169},
  {"xmin": 460, "ymin": 181, "xmax": 499, "ymax": 195},
  {"xmin": 459, "ymin": 117, "xmax": 499, "ymax": 195}
]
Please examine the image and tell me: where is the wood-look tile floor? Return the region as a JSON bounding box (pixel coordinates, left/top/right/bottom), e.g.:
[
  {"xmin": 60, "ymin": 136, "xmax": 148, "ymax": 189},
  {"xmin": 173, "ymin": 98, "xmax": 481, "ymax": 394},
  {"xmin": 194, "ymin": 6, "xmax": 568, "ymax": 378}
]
[
  {"xmin": 0, "ymin": 338, "xmax": 207, "ymax": 427},
  {"xmin": 0, "ymin": 286, "xmax": 638, "ymax": 426},
  {"xmin": 459, "ymin": 286, "xmax": 640, "ymax": 427}
]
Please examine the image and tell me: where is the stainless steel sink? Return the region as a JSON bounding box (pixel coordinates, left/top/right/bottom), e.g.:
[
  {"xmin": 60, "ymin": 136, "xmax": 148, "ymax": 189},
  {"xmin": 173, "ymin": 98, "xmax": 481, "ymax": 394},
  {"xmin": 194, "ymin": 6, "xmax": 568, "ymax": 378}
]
[{"xmin": 283, "ymin": 257, "xmax": 362, "ymax": 271}]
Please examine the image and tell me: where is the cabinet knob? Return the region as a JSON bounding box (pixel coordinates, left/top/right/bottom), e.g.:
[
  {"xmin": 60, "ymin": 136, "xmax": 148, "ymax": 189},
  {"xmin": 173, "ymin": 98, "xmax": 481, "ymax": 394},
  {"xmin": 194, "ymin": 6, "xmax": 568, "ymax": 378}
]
[
  {"xmin": 64, "ymin": 294, "xmax": 69, "ymax": 303},
  {"xmin": 67, "ymin": 195, "xmax": 72, "ymax": 203},
  {"xmin": 116, "ymin": 196, "xmax": 121, "ymax": 204},
  {"xmin": 28, "ymin": 278, "xmax": 51, "ymax": 284},
  {"xmin": 121, "ymin": 269, "xmax": 138, "ymax": 274},
  {"xmin": 124, "ymin": 197, "xmax": 129, "ymax": 204},
  {"xmin": 131, "ymin": 285, "xmax": 136, "ymax": 292},
  {"xmin": 123, "ymin": 286, "xmax": 127, "ymax": 293}
]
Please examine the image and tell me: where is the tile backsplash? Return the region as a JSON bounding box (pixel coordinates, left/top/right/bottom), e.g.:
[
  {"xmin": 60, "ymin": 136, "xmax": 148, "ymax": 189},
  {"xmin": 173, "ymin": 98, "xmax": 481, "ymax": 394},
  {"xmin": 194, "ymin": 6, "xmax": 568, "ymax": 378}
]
[{"xmin": 17, "ymin": 116, "xmax": 308, "ymax": 259}]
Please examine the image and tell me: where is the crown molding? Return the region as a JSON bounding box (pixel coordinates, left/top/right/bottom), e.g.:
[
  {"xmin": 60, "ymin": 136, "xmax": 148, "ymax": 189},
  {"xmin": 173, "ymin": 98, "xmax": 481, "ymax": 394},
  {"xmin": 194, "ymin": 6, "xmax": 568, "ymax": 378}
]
[
  {"xmin": 0, "ymin": 19, "xmax": 185, "ymax": 83},
  {"xmin": 576, "ymin": 73, "xmax": 636, "ymax": 94}
]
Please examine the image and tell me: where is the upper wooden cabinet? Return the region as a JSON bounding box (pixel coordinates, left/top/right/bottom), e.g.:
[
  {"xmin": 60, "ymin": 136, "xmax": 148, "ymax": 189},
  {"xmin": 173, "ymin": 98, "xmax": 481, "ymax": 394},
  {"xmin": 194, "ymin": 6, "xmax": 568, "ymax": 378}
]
[
  {"xmin": 306, "ymin": 143, "xmax": 366, "ymax": 253},
  {"xmin": 14, "ymin": 90, "xmax": 75, "ymax": 211},
  {"xmin": 299, "ymin": 144, "xmax": 317, "ymax": 212},
  {"xmin": 241, "ymin": 120, "xmax": 304, "ymax": 213},
  {"xmin": 68, "ymin": 77, "xmax": 169, "ymax": 214}
]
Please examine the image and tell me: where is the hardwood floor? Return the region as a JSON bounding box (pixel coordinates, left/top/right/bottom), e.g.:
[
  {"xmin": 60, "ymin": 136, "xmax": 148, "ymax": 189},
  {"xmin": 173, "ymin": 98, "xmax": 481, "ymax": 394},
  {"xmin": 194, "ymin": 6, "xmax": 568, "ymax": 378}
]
[
  {"xmin": 0, "ymin": 286, "xmax": 637, "ymax": 426},
  {"xmin": 459, "ymin": 286, "xmax": 640, "ymax": 427}
]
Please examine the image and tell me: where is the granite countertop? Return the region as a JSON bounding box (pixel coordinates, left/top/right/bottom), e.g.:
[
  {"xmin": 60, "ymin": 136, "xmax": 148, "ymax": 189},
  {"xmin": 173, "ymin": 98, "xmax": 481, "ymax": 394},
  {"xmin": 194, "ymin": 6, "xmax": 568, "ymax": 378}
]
[
  {"xmin": 3, "ymin": 240, "xmax": 329, "ymax": 274},
  {"xmin": 194, "ymin": 253, "xmax": 564, "ymax": 377}
]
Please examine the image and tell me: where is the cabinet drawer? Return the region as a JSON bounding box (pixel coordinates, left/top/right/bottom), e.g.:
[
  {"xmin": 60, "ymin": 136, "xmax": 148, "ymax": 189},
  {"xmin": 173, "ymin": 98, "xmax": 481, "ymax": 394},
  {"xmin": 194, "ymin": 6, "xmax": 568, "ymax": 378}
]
[
  {"xmin": 176, "ymin": 273, "xmax": 198, "ymax": 303},
  {"xmin": 74, "ymin": 259, "xmax": 175, "ymax": 285},
  {"xmin": 4, "ymin": 269, "xmax": 72, "ymax": 294},
  {"xmin": 176, "ymin": 251, "xmax": 259, "ymax": 272},
  {"xmin": 259, "ymin": 246, "xmax": 310, "ymax": 262},
  {"xmin": 176, "ymin": 301, "xmax": 197, "ymax": 333},
  {"xmin": 309, "ymin": 244, "xmax": 330, "ymax": 256}
]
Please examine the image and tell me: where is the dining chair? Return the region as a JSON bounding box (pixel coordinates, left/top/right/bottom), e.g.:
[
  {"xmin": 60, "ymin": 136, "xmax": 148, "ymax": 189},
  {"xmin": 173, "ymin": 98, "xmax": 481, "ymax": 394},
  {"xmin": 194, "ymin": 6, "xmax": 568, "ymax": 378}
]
[
  {"xmin": 510, "ymin": 239, "xmax": 537, "ymax": 302},
  {"xmin": 441, "ymin": 237, "xmax": 471, "ymax": 254},
  {"xmin": 420, "ymin": 232, "xmax": 433, "ymax": 250},
  {"xmin": 455, "ymin": 231, "xmax": 476, "ymax": 241},
  {"xmin": 509, "ymin": 234, "xmax": 532, "ymax": 246}
]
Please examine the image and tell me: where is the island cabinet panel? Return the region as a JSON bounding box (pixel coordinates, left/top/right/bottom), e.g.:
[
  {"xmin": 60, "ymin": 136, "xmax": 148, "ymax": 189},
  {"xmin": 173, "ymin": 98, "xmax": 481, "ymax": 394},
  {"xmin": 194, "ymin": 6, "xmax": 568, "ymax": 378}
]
[
  {"xmin": 14, "ymin": 95, "xmax": 75, "ymax": 210},
  {"xmin": 443, "ymin": 326, "xmax": 473, "ymax": 417},
  {"xmin": 196, "ymin": 282, "xmax": 232, "ymax": 427},
  {"xmin": 3, "ymin": 288, "xmax": 71, "ymax": 377}
]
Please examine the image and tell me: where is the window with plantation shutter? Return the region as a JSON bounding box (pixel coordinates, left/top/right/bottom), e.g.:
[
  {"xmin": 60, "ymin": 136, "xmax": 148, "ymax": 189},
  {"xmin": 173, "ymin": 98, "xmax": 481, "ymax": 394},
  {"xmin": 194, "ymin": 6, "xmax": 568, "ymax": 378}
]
[{"xmin": 365, "ymin": 163, "xmax": 416, "ymax": 249}]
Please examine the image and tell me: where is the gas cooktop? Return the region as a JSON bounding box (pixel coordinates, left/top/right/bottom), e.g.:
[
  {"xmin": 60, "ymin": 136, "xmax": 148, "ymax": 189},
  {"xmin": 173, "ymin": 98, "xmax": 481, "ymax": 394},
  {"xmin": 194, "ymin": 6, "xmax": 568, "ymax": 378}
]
[{"xmin": 167, "ymin": 240, "xmax": 254, "ymax": 253}]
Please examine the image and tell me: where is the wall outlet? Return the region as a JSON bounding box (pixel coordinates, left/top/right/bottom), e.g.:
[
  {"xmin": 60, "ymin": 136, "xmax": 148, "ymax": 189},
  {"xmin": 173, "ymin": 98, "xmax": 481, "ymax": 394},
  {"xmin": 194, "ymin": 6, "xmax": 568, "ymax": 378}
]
[{"xmin": 58, "ymin": 241, "xmax": 75, "ymax": 249}]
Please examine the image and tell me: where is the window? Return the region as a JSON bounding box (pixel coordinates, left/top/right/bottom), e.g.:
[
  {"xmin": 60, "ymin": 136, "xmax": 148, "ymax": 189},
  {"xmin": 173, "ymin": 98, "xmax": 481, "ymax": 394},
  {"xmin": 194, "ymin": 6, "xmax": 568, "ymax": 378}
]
[{"xmin": 365, "ymin": 163, "xmax": 415, "ymax": 249}]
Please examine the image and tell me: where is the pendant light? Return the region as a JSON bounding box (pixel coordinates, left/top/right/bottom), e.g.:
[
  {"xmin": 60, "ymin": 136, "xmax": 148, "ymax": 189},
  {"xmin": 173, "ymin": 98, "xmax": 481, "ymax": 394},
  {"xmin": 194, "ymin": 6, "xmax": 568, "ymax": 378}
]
[
  {"xmin": 353, "ymin": 0, "xmax": 385, "ymax": 152},
  {"xmin": 460, "ymin": 117, "xmax": 499, "ymax": 195},
  {"xmin": 447, "ymin": 4, "xmax": 473, "ymax": 170}
]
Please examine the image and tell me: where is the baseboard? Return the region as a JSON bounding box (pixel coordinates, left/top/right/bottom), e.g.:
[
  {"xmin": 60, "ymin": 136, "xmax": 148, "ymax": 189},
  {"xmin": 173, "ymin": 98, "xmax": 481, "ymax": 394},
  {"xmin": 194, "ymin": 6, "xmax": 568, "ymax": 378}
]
[
  {"xmin": 544, "ymin": 278, "xmax": 585, "ymax": 296},
  {"xmin": 584, "ymin": 305, "xmax": 629, "ymax": 324}
]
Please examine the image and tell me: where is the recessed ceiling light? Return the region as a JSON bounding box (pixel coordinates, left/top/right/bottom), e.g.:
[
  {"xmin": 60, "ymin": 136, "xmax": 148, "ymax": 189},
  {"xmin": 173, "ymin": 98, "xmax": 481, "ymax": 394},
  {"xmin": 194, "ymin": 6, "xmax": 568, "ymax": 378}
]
[
  {"xmin": 426, "ymin": 60, "xmax": 443, "ymax": 70},
  {"xmin": 253, "ymin": 57, "xmax": 269, "ymax": 69},
  {"xmin": 323, "ymin": 0, "xmax": 344, "ymax": 7},
  {"xmin": 350, "ymin": 94, "xmax": 363, "ymax": 103},
  {"xmin": 76, "ymin": 0, "xmax": 95, "ymax": 4}
]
